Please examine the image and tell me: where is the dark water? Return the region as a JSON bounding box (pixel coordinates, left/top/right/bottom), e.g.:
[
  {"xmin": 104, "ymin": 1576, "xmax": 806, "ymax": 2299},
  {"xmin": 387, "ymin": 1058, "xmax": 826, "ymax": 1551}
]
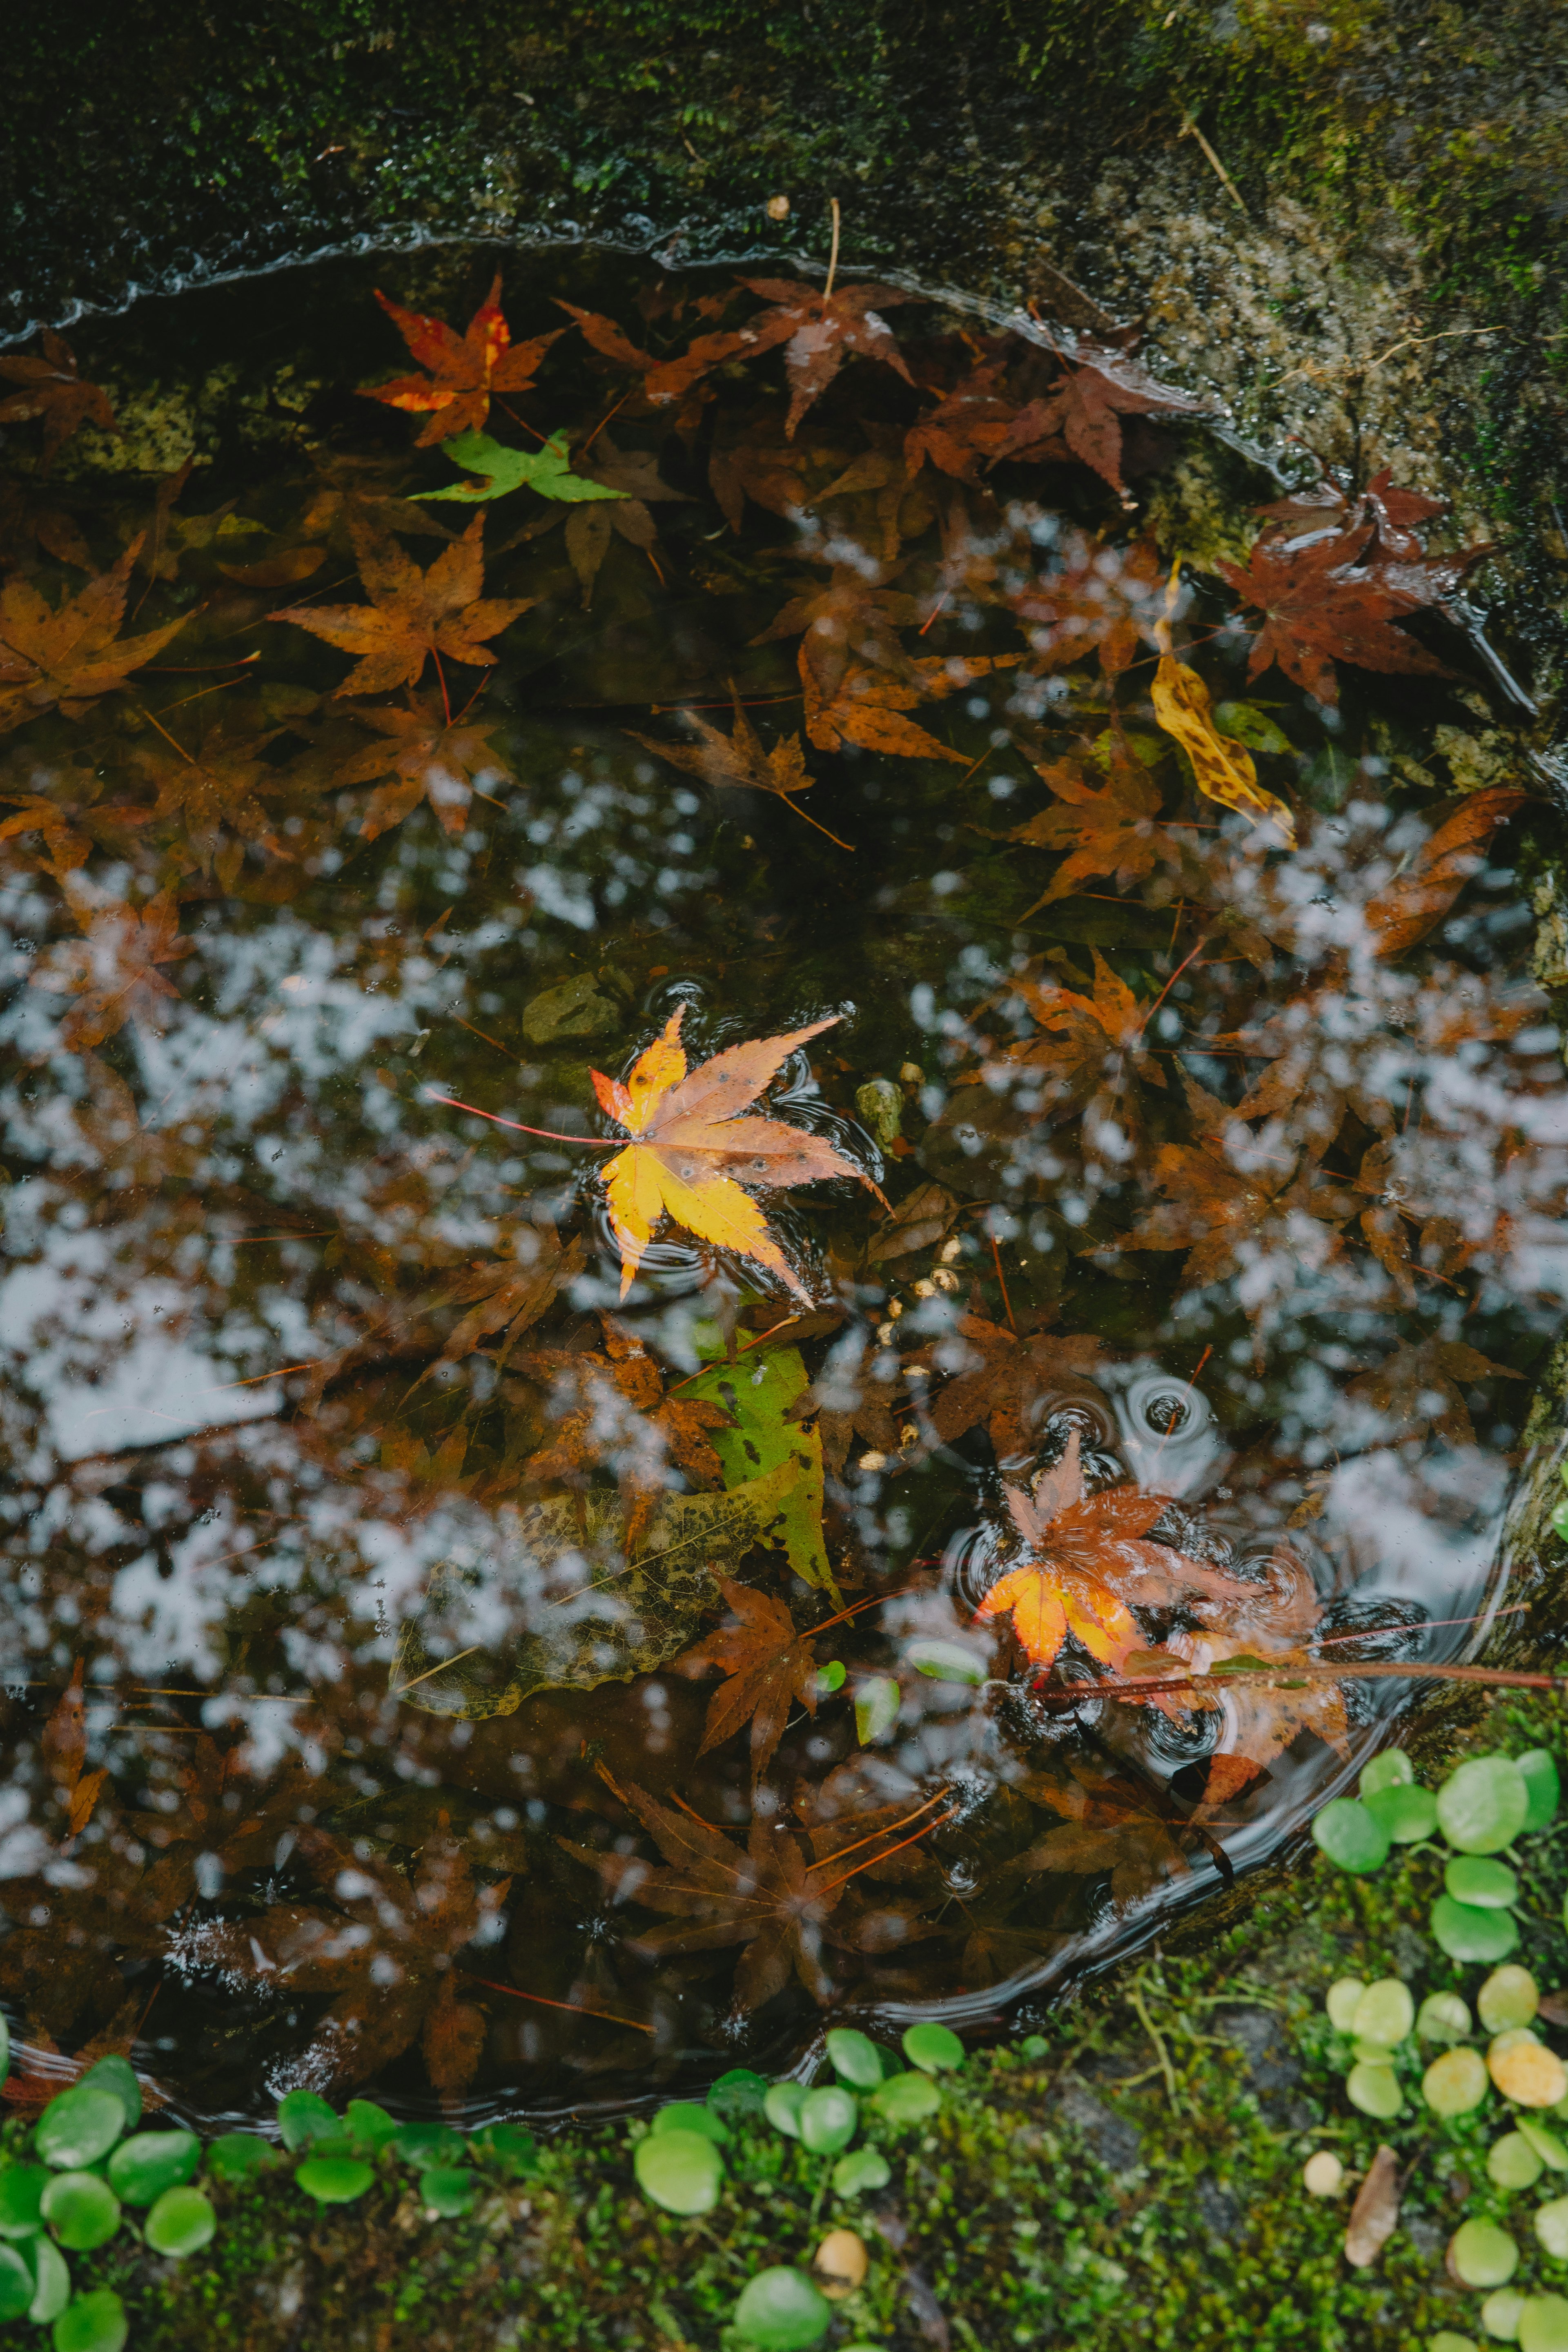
[{"xmin": 0, "ymin": 245, "xmax": 1560, "ymax": 2128}]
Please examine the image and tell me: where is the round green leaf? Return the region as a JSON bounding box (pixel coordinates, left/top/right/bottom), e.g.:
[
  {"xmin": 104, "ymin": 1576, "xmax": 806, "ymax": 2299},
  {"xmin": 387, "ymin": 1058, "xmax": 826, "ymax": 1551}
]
[
  {"xmin": 1537, "ymin": 2199, "xmax": 1568, "ymax": 2260},
  {"xmin": 1418, "ymin": 1992, "xmax": 1473, "ymax": 2044},
  {"xmin": 52, "ymin": 2288, "xmax": 128, "ymax": 2352},
  {"xmin": 904, "ymin": 1639, "xmax": 986, "ymax": 1685},
  {"xmin": 472, "ymin": 2122, "xmax": 537, "ymax": 2175},
  {"xmin": 1519, "ymin": 2118, "xmax": 1568, "ymax": 2170},
  {"xmin": 1312, "ymin": 1799, "xmax": 1389, "ymax": 1874},
  {"xmin": 1353, "ymin": 1979, "xmax": 1414, "ymax": 2047},
  {"xmin": 1326, "ymin": 1978, "xmax": 1366, "ymax": 2032},
  {"xmin": 799, "ymin": 2085, "xmax": 858, "ymax": 2155},
  {"xmin": 1448, "ymin": 1857, "xmax": 1519, "ymax": 1909},
  {"xmin": 28, "ymin": 2236, "xmax": 70, "ymax": 2325},
  {"xmin": 390, "ymin": 2120, "xmax": 466, "ymax": 2168},
  {"xmin": 1423, "ymin": 2048, "xmax": 1490, "ymax": 2117},
  {"xmin": 651, "ymin": 2102, "xmax": 728, "ymax": 2145},
  {"xmin": 1438, "ymin": 1757, "xmax": 1530, "ymax": 1855},
  {"xmin": 1432, "ymin": 1896, "xmax": 1520, "ymax": 1964},
  {"xmin": 106, "ymin": 2130, "xmax": 200, "ymax": 2207},
  {"xmin": 870, "ymin": 2070, "xmax": 942, "ymax": 2125},
  {"xmin": 1360, "ymin": 1749, "xmax": 1416, "ymax": 1796},
  {"xmin": 295, "ymin": 2157, "xmax": 374, "ymax": 2205},
  {"xmin": 345, "ymin": 2100, "xmax": 398, "ymax": 2154},
  {"xmin": 1365, "ymin": 1783, "xmax": 1439, "ymax": 1843},
  {"xmin": 1519, "ymin": 1751, "xmax": 1561, "ymax": 1833},
  {"xmin": 419, "ymin": 2167, "xmax": 474, "ymax": 2218},
  {"xmin": 764, "ymin": 2083, "xmax": 808, "ymax": 2139},
  {"xmin": 0, "ymin": 2243, "xmax": 35, "ymax": 2322},
  {"xmin": 145, "ymin": 2186, "xmax": 215, "ymax": 2259},
  {"xmin": 1451, "ymin": 2218, "xmax": 1519, "ymax": 2287},
  {"xmin": 854, "ymin": 1676, "xmax": 900, "ymax": 1746},
  {"xmin": 74, "ymin": 2060, "xmax": 139, "ymax": 2135},
  {"xmin": 1481, "ymin": 1969, "xmax": 1541, "ymax": 2034},
  {"xmin": 708, "ymin": 2070, "xmax": 768, "ymax": 2122},
  {"xmin": 0, "ymin": 2162, "xmax": 49, "ymax": 2238},
  {"xmin": 633, "ymin": 2129, "xmax": 722, "ymax": 2216},
  {"xmin": 40, "ymin": 2173, "xmax": 120, "ymax": 2253},
  {"xmin": 35, "ymin": 2088, "xmax": 124, "ymax": 2172},
  {"xmin": 276, "ymin": 2090, "xmax": 339, "ymax": 2152},
  {"xmin": 1346, "ymin": 2062, "xmax": 1402, "ymax": 2120},
  {"xmin": 1522, "ymin": 2296, "xmax": 1568, "ymax": 2352},
  {"xmin": 815, "ymin": 1661, "xmax": 846, "ymax": 1694},
  {"xmin": 1481, "ymin": 2294, "xmax": 1526, "ymax": 2344},
  {"xmin": 732, "ymin": 2266, "xmax": 833, "ymax": 2350},
  {"xmin": 1491, "ymin": 2133, "xmax": 1545, "ymax": 2190},
  {"xmin": 826, "ymin": 2031, "xmax": 885, "ymax": 2089},
  {"xmin": 903, "ymin": 2024, "xmax": 965, "ymax": 2075},
  {"xmin": 205, "ymin": 2133, "xmax": 271, "ymax": 2181},
  {"xmin": 832, "ymin": 2147, "xmax": 892, "ymax": 2198}
]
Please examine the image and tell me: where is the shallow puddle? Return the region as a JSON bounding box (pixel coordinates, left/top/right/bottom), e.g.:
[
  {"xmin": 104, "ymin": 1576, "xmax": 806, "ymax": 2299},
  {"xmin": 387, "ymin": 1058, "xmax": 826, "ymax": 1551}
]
[{"xmin": 0, "ymin": 247, "xmax": 1561, "ymax": 2127}]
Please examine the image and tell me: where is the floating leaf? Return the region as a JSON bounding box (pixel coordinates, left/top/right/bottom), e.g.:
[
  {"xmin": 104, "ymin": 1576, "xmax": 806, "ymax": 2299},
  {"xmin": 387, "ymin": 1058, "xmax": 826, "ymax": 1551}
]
[{"xmin": 416, "ymin": 428, "xmax": 628, "ymax": 505}]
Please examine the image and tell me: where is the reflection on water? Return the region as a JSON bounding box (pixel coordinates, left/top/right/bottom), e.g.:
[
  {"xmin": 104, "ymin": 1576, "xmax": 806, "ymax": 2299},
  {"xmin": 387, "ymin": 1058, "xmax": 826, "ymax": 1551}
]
[{"xmin": 0, "ymin": 247, "xmax": 1559, "ymax": 2126}]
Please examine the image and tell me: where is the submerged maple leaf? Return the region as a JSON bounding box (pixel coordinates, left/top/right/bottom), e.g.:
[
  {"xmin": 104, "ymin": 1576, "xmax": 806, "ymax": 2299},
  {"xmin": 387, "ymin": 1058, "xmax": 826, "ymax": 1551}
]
[
  {"xmin": 275, "ymin": 513, "xmax": 531, "ymax": 697},
  {"xmin": 1011, "ymin": 332, "xmax": 1210, "ymax": 496},
  {"xmin": 913, "ymin": 1310, "xmax": 1109, "ymax": 1461},
  {"xmin": 680, "ymin": 1575, "xmax": 820, "ymax": 1786},
  {"xmin": 1011, "ymin": 530, "xmax": 1167, "ymax": 677},
  {"xmin": 1362, "ymin": 785, "xmax": 1527, "ymax": 958},
  {"xmin": 555, "ymin": 300, "xmax": 761, "ymax": 409},
  {"xmin": 0, "ymin": 331, "xmax": 118, "ymax": 468},
  {"xmin": 564, "ymin": 1776, "xmax": 940, "ymax": 2008},
  {"xmin": 1019, "ymin": 1761, "xmax": 1214, "ymax": 1905},
  {"xmin": 29, "ymin": 887, "xmax": 194, "ymax": 1050},
  {"xmin": 626, "ymin": 690, "xmax": 849, "ymax": 845},
  {"xmin": 974, "ymin": 1428, "xmax": 1232, "ymax": 1670},
  {"xmin": 360, "ymin": 275, "xmax": 565, "ymax": 444},
  {"xmin": 590, "ymin": 1004, "xmax": 880, "ymax": 1303},
  {"xmin": 951, "ymin": 950, "xmax": 1168, "ymax": 1154},
  {"xmin": 1346, "ymin": 1335, "xmax": 1520, "ymax": 1448},
  {"xmin": 733, "ymin": 277, "xmax": 924, "ymax": 437},
  {"xmin": 40, "ymin": 1661, "xmax": 107, "ymax": 1841},
  {"xmin": 803, "ymin": 650, "xmax": 1018, "ymax": 765},
  {"xmin": 0, "ymin": 537, "xmax": 189, "ymax": 731},
  {"xmin": 1002, "ymin": 750, "xmax": 1201, "ymax": 912},
  {"xmin": 335, "ymin": 686, "xmax": 515, "ymax": 839}
]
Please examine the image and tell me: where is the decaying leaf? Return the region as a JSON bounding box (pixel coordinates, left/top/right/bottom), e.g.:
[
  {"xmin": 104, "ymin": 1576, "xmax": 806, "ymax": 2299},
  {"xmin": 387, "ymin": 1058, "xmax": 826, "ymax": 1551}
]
[
  {"xmin": 361, "ymin": 275, "xmax": 564, "ymax": 444},
  {"xmin": 912, "ymin": 1309, "xmax": 1109, "ymax": 1460},
  {"xmin": 1345, "ymin": 1336, "xmax": 1519, "ymax": 1448},
  {"xmin": 1362, "ymin": 786, "xmax": 1527, "ymax": 958},
  {"xmin": 334, "ymin": 686, "xmax": 515, "ymax": 839},
  {"xmin": 627, "ymin": 692, "xmax": 826, "ymax": 834},
  {"xmin": 275, "ymin": 512, "xmax": 531, "ymax": 697},
  {"xmin": 1151, "ymin": 653, "xmax": 1296, "ymax": 842},
  {"xmin": 1344, "ymin": 2144, "xmax": 1403, "ymax": 2269},
  {"xmin": 391, "ymin": 1452, "xmax": 805, "ymax": 1717},
  {"xmin": 591, "ymin": 1004, "xmax": 879, "ymax": 1303},
  {"xmin": 1011, "ymin": 332, "xmax": 1211, "ymax": 496},
  {"xmin": 29, "ymin": 886, "xmax": 194, "ymax": 1049},
  {"xmin": 1002, "ymin": 750, "xmax": 1199, "ymax": 911},
  {"xmin": 680, "ymin": 1575, "xmax": 819, "ymax": 1786},
  {"xmin": 733, "ymin": 277, "xmax": 924, "ymax": 436},
  {"xmin": 40, "ymin": 1661, "xmax": 107, "ymax": 1840}
]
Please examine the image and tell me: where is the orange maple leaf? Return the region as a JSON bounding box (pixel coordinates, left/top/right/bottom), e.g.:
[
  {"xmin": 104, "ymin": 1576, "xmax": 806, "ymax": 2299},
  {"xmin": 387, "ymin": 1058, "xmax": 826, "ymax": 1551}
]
[
  {"xmin": 359, "ymin": 274, "xmax": 565, "ymax": 445},
  {"xmin": 590, "ymin": 1004, "xmax": 880, "ymax": 1303},
  {"xmin": 0, "ymin": 330, "xmax": 118, "ymax": 469},
  {"xmin": 0, "ymin": 537, "xmax": 189, "ymax": 731},
  {"xmin": 974, "ymin": 1428, "xmax": 1238, "ymax": 1672},
  {"xmin": 803, "ymin": 650, "xmax": 1020, "ymax": 764},
  {"xmin": 275, "ymin": 512, "xmax": 532, "ymax": 697},
  {"xmin": 334, "ymin": 686, "xmax": 514, "ymax": 839},
  {"xmin": 29, "ymin": 887, "xmax": 194, "ymax": 1050}
]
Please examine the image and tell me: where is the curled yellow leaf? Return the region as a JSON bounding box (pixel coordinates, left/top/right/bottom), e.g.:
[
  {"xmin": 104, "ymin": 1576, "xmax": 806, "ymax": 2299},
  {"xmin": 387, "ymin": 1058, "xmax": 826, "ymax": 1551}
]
[{"xmin": 1151, "ymin": 653, "xmax": 1296, "ymax": 844}]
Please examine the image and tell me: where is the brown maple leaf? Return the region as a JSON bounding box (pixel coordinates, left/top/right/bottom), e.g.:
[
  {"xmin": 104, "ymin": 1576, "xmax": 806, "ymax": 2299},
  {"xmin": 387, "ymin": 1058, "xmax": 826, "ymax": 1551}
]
[
  {"xmin": 129, "ymin": 712, "xmax": 295, "ymax": 879},
  {"xmin": 0, "ymin": 537, "xmax": 189, "ymax": 731},
  {"xmin": 275, "ymin": 512, "xmax": 531, "ymax": 697},
  {"xmin": 0, "ymin": 1996, "xmax": 169, "ymax": 2118},
  {"xmin": 334, "ymin": 686, "xmax": 515, "ymax": 839},
  {"xmin": 1256, "ymin": 464, "xmax": 1450, "ymax": 562},
  {"xmin": 785, "ymin": 1333, "xmax": 906, "ymax": 1476},
  {"xmin": 564, "ymin": 1776, "xmax": 940, "ymax": 2009},
  {"xmin": 753, "ymin": 561, "xmax": 926, "ymax": 704},
  {"xmin": 1362, "ymin": 786, "xmax": 1527, "ymax": 958},
  {"xmin": 540, "ymin": 432, "xmax": 690, "ymax": 606},
  {"xmin": 1001, "ymin": 749, "xmax": 1202, "ymax": 912},
  {"xmin": 1018, "ymin": 1760, "xmax": 1211, "ymax": 1905},
  {"xmin": 950, "ymin": 950, "xmax": 1169, "ymax": 1152},
  {"xmin": 30, "ymin": 887, "xmax": 194, "ymax": 1050},
  {"xmin": 1346, "ymin": 1336, "xmax": 1520, "ymax": 1448},
  {"xmin": 913, "ymin": 1310, "xmax": 1110, "ymax": 1460},
  {"xmin": 733, "ymin": 277, "xmax": 924, "ymax": 437},
  {"xmin": 1010, "ymin": 332, "xmax": 1210, "ymax": 496},
  {"xmin": 679, "ymin": 1575, "xmax": 820, "ymax": 1785},
  {"xmin": 409, "ymin": 1220, "xmax": 587, "ymax": 1390},
  {"xmin": 514, "ymin": 1314, "xmax": 733, "ymax": 1552},
  {"xmin": 627, "ymin": 690, "xmax": 844, "ymax": 844},
  {"xmin": 904, "ymin": 358, "xmax": 1054, "ymax": 483},
  {"xmin": 359, "ymin": 275, "xmax": 565, "ymax": 444},
  {"xmin": 1217, "ymin": 516, "xmax": 1490, "ymax": 705},
  {"xmin": 1010, "ymin": 528, "xmax": 1167, "ymax": 677},
  {"xmin": 1175, "ymin": 1628, "xmax": 1352, "ymax": 1777},
  {"xmin": 803, "ymin": 650, "xmax": 1018, "ymax": 764},
  {"xmin": 974, "ymin": 1427, "xmax": 1243, "ymax": 1670},
  {"xmin": 0, "ymin": 330, "xmax": 118, "ymax": 468},
  {"xmin": 555, "ymin": 300, "xmax": 761, "ymax": 409},
  {"xmin": 174, "ymin": 1825, "xmax": 508, "ymax": 2102},
  {"xmin": 708, "ymin": 408, "xmax": 847, "ymax": 531},
  {"xmin": 581, "ymin": 1003, "xmax": 880, "ymax": 1303}
]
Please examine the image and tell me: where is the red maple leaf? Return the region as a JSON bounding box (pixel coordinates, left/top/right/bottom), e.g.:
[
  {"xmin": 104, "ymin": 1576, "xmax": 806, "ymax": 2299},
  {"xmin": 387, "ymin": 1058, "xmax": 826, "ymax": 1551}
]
[{"xmin": 360, "ymin": 275, "xmax": 564, "ymax": 444}]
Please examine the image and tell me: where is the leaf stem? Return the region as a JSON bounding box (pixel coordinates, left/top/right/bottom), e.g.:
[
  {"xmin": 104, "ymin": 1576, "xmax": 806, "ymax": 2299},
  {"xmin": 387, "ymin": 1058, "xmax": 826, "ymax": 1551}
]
[
  {"xmin": 457, "ymin": 1971, "xmax": 653, "ymax": 2034},
  {"xmin": 824, "ymin": 197, "xmax": 841, "ymax": 302},
  {"xmin": 423, "ymin": 1088, "xmax": 620, "ymax": 1146}
]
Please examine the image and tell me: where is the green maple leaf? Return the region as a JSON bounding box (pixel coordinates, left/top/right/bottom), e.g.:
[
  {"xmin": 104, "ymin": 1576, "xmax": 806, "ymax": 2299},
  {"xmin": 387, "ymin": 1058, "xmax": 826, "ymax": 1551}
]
[{"xmin": 414, "ymin": 428, "xmax": 629, "ymax": 505}]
